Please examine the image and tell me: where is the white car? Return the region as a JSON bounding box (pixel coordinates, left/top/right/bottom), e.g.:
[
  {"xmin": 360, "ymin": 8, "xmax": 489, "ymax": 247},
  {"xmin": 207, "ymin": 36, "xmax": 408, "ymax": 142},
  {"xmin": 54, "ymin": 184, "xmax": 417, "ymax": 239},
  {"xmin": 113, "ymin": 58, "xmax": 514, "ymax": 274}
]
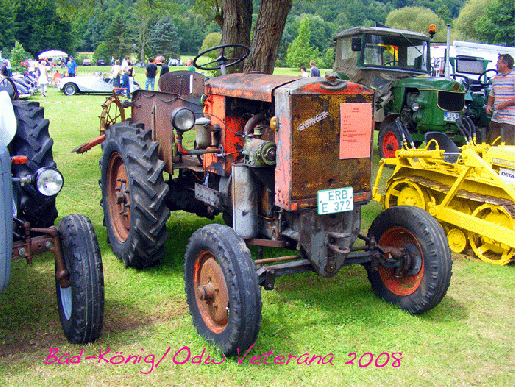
[{"xmin": 58, "ymin": 74, "xmax": 139, "ymax": 96}]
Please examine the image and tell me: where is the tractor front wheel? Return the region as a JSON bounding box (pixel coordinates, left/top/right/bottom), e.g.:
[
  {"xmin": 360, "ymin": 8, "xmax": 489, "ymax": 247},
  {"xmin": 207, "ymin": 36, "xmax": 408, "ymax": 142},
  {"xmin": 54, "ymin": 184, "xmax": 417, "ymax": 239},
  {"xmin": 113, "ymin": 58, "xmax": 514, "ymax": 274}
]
[
  {"xmin": 56, "ymin": 214, "xmax": 104, "ymax": 344},
  {"xmin": 365, "ymin": 206, "xmax": 452, "ymax": 314},
  {"xmin": 184, "ymin": 224, "xmax": 261, "ymax": 356}
]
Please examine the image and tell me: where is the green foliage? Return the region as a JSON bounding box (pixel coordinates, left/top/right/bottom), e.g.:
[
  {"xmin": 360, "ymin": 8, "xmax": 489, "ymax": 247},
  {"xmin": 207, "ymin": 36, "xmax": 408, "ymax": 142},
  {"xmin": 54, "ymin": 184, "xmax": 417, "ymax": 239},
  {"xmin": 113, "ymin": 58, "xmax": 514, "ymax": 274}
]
[
  {"xmin": 454, "ymin": 0, "xmax": 514, "ymax": 45},
  {"xmin": 321, "ymin": 46, "xmax": 335, "ymax": 69},
  {"xmin": 474, "ymin": 0, "xmax": 514, "ymax": 46},
  {"xmin": 385, "ymin": 7, "xmax": 447, "ymax": 42},
  {"xmin": 148, "ymin": 16, "xmax": 180, "ymax": 59},
  {"xmin": 8, "ymin": 0, "xmax": 75, "ymax": 57},
  {"xmin": 200, "ymin": 32, "xmax": 222, "ymax": 57},
  {"xmin": 286, "ymin": 17, "xmax": 319, "ymax": 69},
  {"xmin": 9, "ymin": 41, "xmax": 30, "ymax": 72},
  {"xmin": 93, "ymin": 41, "xmax": 110, "ymax": 62},
  {"xmin": 453, "ymin": 0, "xmax": 487, "ymax": 41},
  {"xmin": 104, "ymin": 12, "xmax": 132, "ymax": 59}
]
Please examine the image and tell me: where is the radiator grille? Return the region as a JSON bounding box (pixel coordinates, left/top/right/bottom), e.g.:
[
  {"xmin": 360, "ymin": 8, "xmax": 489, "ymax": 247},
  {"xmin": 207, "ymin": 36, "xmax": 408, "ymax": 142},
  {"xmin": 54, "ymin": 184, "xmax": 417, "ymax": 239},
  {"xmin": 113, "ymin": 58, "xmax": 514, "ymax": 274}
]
[
  {"xmin": 438, "ymin": 91, "xmax": 465, "ymax": 112},
  {"xmin": 289, "ymin": 93, "xmax": 373, "ymax": 200}
]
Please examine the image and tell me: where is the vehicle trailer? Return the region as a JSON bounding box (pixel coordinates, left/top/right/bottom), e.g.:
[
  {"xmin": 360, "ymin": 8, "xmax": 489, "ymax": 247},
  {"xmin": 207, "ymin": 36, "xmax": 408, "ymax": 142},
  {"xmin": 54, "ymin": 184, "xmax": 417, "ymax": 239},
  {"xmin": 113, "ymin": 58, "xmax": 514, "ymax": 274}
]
[
  {"xmin": 96, "ymin": 45, "xmax": 452, "ymax": 355},
  {"xmin": 333, "ymin": 26, "xmax": 468, "ymax": 158}
]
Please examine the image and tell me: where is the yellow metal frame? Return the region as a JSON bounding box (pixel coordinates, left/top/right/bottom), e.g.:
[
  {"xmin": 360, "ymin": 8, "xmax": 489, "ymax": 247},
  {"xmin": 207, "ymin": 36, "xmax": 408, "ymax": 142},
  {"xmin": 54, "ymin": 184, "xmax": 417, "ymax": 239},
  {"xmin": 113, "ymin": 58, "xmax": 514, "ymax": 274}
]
[{"xmin": 373, "ymin": 138, "xmax": 515, "ymax": 265}]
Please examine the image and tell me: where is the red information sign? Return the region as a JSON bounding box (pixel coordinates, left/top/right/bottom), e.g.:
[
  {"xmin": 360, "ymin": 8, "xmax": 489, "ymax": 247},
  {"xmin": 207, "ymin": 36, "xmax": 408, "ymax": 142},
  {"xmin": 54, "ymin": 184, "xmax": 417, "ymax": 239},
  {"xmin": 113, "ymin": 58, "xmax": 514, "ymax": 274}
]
[{"xmin": 339, "ymin": 103, "xmax": 373, "ymax": 159}]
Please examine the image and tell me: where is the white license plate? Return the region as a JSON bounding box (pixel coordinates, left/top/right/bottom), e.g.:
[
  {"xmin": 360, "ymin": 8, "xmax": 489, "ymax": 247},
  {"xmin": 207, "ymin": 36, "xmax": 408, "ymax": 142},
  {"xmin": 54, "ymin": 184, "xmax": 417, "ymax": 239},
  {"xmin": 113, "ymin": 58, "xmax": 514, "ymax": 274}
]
[
  {"xmin": 317, "ymin": 187, "xmax": 353, "ymax": 215},
  {"xmin": 444, "ymin": 112, "xmax": 460, "ymax": 122}
]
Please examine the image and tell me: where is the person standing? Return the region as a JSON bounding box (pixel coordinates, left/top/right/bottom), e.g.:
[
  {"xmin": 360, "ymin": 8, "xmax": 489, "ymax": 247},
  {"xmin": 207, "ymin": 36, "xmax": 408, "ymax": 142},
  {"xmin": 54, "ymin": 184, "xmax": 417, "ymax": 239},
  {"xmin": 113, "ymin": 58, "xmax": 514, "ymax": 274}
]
[
  {"xmin": 486, "ymin": 54, "xmax": 515, "ymax": 144},
  {"xmin": 310, "ymin": 60, "xmax": 320, "ymax": 77},
  {"xmin": 300, "ymin": 65, "xmax": 309, "ymax": 77},
  {"xmin": 66, "ymin": 56, "xmax": 77, "ymax": 77},
  {"xmin": 144, "ymin": 58, "xmax": 158, "ymax": 90},
  {"xmin": 38, "ymin": 61, "xmax": 49, "ymax": 97},
  {"xmin": 186, "ymin": 58, "xmax": 195, "ymax": 72},
  {"xmin": 160, "ymin": 60, "xmax": 169, "ymax": 77},
  {"xmin": 110, "ymin": 59, "xmax": 122, "ymax": 92}
]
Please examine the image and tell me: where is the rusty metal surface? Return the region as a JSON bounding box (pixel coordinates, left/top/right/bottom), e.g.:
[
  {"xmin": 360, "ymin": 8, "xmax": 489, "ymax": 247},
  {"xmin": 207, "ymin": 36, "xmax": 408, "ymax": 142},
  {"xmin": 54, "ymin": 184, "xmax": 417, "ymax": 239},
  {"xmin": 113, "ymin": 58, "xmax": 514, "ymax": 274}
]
[
  {"xmin": 131, "ymin": 90, "xmax": 204, "ymax": 173},
  {"xmin": 12, "ymin": 226, "xmax": 70, "ymax": 287},
  {"xmin": 206, "ymin": 73, "xmax": 301, "ymax": 102},
  {"xmin": 274, "ymin": 78, "xmax": 374, "ymax": 210},
  {"xmin": 158, "ymin": 71, "xmax": 206, "ymax": 96}
]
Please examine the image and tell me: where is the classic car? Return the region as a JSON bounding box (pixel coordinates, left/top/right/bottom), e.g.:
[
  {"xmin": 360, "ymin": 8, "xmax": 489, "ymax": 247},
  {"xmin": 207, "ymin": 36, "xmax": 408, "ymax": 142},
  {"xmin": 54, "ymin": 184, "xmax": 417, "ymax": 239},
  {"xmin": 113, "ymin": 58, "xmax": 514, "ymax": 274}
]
[{"xmin": 58, "ymin": 74, "xmax": 139, "ymax": 96}]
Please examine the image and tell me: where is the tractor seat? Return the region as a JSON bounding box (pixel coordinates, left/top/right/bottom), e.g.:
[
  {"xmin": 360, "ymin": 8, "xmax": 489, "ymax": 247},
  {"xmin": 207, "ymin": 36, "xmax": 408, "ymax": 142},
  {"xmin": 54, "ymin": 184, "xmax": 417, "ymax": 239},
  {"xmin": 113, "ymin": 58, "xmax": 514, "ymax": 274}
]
[{"xmin": 425, "ymin": 132, "xmax": 460, "ymax": 163}]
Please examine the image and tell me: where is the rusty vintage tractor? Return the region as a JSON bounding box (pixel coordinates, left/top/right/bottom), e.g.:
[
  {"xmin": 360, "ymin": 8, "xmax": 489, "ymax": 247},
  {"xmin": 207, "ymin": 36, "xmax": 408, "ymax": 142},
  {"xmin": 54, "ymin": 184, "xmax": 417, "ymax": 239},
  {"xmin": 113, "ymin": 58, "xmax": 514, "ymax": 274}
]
[{"xmin": 76, "ymin": 45, "xmax": 452, "ymax": 355}]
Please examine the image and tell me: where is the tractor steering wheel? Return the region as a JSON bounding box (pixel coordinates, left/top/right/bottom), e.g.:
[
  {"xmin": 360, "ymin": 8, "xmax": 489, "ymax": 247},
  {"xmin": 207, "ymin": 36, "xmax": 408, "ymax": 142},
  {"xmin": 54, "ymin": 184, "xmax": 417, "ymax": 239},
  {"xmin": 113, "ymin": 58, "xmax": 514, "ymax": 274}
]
[
  {"xmin": 478, "ymin": 69, "xmax": 497, "ymax": 87},
  {"xmin": 193, "ymin": 44, "xmax": 250, "ymax": 75}
]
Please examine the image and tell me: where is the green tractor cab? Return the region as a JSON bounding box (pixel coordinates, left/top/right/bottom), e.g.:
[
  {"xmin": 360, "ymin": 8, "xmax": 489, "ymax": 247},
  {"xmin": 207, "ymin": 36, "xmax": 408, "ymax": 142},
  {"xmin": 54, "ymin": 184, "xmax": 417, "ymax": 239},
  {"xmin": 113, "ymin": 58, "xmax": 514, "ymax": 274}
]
[{"xmin": 334, "ymin": 26, "xmax": 470, "ymax": 158}]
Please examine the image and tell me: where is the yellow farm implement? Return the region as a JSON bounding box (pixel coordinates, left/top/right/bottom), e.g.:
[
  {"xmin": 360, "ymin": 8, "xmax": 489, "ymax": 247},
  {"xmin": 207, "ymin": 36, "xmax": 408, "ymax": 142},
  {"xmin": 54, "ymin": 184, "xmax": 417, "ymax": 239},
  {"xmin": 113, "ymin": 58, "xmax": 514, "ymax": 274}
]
[{"xmin": 373, "ymin": 131, "xmax": 515, "ymax": 265}]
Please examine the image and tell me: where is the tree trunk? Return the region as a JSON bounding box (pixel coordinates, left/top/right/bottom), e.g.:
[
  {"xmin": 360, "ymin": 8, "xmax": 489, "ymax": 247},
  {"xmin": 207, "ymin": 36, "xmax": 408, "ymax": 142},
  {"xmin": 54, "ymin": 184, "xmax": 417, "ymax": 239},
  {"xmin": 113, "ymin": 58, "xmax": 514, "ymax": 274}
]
[
  {"xmin": 243, "ymin": 0, "xmax": 292, "ymax": 74},
  {"xmin": 220, "ymin": 0, "xmax": 252, "ymax": 73},
  {"xmin": 221, "ymin": 0, "xmax": 252, "ymax": 46}
]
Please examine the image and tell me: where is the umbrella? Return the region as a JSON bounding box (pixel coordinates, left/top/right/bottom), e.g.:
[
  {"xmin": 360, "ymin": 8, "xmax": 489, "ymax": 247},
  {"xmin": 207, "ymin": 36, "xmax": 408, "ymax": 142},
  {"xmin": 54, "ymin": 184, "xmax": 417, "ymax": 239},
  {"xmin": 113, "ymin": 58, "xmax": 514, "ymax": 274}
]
[{"xmin": 38, "ymin": 50, "xmax": 68, "ymax": 60}]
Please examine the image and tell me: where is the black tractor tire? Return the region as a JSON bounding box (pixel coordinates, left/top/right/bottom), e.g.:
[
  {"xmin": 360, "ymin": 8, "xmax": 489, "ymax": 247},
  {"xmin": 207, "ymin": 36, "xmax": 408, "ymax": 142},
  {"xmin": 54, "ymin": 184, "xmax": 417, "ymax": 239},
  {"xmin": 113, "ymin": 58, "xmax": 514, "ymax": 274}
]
[
  {"xmin": 56, "ymin": 214, "xmax": 104, "ymax": 344},
  {"xmin": 365, "ymin": 206, "xmax": 452, "ymax": 314},
  {"xmin": 63, "ymin": 83, "xmax": 78, "ymax": 96},
  {"xmin": 184, "ymin": 224, "xmax": 262, "ymax": 356},
  {"xmin": 10, "ymin": 100, "xmax": 58, "ymax": 228},
  {"xmin": 378, "ymin": 121, "xmax": 403, "ymax": 159},
  {"xmin": 100, "ymin": 122, "xmax": 170, "ymax": 269}
]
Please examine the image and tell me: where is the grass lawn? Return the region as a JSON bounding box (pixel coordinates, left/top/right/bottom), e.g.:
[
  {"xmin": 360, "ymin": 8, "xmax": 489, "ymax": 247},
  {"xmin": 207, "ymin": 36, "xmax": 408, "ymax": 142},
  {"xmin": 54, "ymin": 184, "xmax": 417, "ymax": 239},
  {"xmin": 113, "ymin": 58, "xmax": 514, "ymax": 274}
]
[{"xmin": 0, "ymin": 74, "xmax": 514, "ymax": 386}]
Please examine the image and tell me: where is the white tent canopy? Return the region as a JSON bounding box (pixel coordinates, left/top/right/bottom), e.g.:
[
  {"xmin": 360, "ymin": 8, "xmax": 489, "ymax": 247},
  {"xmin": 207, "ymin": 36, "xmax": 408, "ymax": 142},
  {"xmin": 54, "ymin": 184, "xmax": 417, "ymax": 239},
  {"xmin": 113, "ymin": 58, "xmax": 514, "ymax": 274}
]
[{"xmin": 38, "ymin": 50, "xmax": 68, "ymax": 60}]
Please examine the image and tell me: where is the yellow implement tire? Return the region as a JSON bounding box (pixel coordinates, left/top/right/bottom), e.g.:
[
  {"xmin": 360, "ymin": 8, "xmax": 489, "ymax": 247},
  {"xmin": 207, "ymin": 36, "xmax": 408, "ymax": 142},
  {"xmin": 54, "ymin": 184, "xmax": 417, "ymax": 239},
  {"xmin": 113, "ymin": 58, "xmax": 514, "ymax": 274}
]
[
  {"xmin": 100, "ymin": 95, "xmax": 125, "ymax": 135},
  {"xmin": 468, "ymin": 204, "xmax": 515, "ymax": 265},
  {"xmin": 385, "ymin": 179, "xmax": 429, "ymax": 210}
]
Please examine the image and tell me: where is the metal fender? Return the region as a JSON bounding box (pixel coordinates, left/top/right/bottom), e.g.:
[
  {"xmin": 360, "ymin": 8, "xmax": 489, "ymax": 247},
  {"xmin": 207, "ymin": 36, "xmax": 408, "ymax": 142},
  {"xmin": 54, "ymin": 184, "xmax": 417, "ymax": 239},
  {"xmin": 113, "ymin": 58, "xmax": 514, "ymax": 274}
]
[{"xmin": 0, "ymin": 145, "xmax": 12, "ymax": 292}]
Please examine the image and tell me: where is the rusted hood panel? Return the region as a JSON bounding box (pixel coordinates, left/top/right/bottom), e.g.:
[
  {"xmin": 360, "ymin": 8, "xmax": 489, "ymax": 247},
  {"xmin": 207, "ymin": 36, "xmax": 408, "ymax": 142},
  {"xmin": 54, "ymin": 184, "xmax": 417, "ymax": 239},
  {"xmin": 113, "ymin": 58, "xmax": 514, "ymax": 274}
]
[{"xmin": 205, "ymin": 73, "xmax": 301, "ymax": 102}]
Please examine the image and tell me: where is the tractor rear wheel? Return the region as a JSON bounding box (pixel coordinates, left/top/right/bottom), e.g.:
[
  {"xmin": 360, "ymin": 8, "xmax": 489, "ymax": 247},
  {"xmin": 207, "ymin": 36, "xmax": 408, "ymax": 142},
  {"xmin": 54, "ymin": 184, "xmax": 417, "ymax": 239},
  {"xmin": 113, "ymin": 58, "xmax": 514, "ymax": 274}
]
[
  {"xmin": 365, "ymin": 206, "xmax": 452, "ymax": 314},
  {"xmin": 100, "ymin": 122, "xmax": 170, "ymax": 268},
  {"xmin": 184, "ymin": 224, "xmax": 261, "ymax": 356},
  {"xmin": 10, "ymin": 100, "xmax": 58, "ymax": 228},
  {"xmin": 378, "ymin": 122, "xmax": 403, "ymax": 159}
]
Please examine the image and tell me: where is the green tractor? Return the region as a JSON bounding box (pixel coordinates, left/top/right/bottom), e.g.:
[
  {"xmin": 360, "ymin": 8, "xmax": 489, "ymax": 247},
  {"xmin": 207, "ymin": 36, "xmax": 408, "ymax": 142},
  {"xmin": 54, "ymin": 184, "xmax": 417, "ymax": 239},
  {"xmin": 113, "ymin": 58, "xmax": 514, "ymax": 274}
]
[
  {"xmin": 449, "ymin": 55, "xmax": 495, "ymax": 137},
  {"xmin": 334, "ymin": 26, "xmax": 472, "ymax": 158}
]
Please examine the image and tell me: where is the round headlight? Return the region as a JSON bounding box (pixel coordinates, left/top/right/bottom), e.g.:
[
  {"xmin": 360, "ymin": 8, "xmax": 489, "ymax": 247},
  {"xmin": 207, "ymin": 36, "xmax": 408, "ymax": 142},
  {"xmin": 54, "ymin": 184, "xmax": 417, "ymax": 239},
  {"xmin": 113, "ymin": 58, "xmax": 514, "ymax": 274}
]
[
  {"xmin": 171, "ymin": 108, "xmax": 195, "ymax": 131},
  {"xmin": 411, "ymin": 102, "xmax": 420, "ymax": 111},
  {"xmin": 36, "ymin": 168, "xmax": 64, "ymax": 196}
]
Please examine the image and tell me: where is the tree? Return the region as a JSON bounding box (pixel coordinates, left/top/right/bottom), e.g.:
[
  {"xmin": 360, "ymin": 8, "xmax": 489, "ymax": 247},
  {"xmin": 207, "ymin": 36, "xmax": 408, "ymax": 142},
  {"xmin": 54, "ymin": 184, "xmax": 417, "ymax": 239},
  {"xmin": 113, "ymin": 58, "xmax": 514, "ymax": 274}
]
[
  {"xmin": 385, "ymin": 7, "xmax": 447, "ymax": 42},
  {"xmin": 454, "ymin": 0, "xmax": 514, "ymax": 45},
  {"xmin": 453, "ymin": 0, "xmax": 488, "ymax": 41},
  {"xmin": 286, "ymin": 17, "xmax": 319, "ymax": 68},
  {"xmin": 0, "ymin": 0, "xmax": 16, "ymax": 52},
  {"xmin": 243, "ymin": 0, "xmax": 293, "ymax": 73},
  {"xmin": 10, "ymin": 41, "xmax": 30, "ymax": 72},
  {"xmin": 474, "ymin": 0, "xmax": 514, "ymax": 46},
  {"xmin": 148, "ymin": 16, "xmax": 180, "ymax": 59},
  {"xmin": 200, "ymin": 32, "xmax": 222, "ymax": 57},
  {"xmin": 104, "ymin": 13, "xmax": 132, "ymax": 59},
  {"xmin": 10, "ymin": 0, "xmax": 75, "ymax": 57}
]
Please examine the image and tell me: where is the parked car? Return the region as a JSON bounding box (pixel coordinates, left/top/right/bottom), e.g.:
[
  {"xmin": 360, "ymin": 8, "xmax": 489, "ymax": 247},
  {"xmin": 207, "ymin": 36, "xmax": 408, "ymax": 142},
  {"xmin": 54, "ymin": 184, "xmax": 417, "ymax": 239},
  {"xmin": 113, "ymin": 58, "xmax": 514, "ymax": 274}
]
[
  {"xmin": 58, "ymin": 74, "xmax": 140, "ymax": 96},
  {"xmin": 82, "ymin": 58, "xmax": 92, "ymax": 66},
  {"xmin": 97, "ymin": 59, "xmax": 107, "ymax": 66}
]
